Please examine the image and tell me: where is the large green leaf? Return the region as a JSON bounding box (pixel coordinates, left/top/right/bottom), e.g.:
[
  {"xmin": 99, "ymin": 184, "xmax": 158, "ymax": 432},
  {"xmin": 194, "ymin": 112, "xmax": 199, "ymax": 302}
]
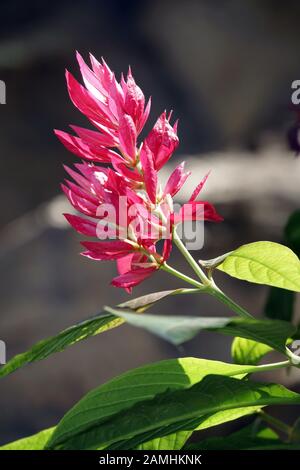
[
  {"xmin": 108, "ymin": 406, "xmax": 262, "ymax": 450},
  {"xmin": 2, "ymin": 357, "xmax": 275, "ymax": 451},
  {"xmin": 0, "ymin": 427, "xmax": 55, "ymax": 450},
  {"xmin": 47, "ymin": 374, "xmax": 300, "ymax": 450},
  {"xmin": 0, "ymin": 289, "xmax": 183, "ymax": 379},
  {"xmin": 185, "ymin": 422, "xmax": 300, "ymax": 450},
  {"xmin": 217, "ymin": 241, "xmax": 300, "ymax": 292},
  {"xmin": 136, "ymin": 431, "xmax": 192, "ymax": 451},
  {"xmin": 105, "ymin": 307, "xmax": 296, "ymax": 355},
  {"xmin": 45, "ymin": 357, "xmax": 254, "ymax": 450}
]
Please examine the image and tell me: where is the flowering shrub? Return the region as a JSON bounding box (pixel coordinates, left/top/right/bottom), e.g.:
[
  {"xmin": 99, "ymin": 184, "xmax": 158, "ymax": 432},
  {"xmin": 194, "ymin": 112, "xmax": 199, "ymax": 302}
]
[{"xmin": 1, "ymin": 54, "xmax": 300, "ymax": 451}]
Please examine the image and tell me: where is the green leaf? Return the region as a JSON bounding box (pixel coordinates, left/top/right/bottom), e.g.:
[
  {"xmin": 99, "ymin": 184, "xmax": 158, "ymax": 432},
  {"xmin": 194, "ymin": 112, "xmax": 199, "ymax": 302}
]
[
  {"xmin": 105, "ymin": 307, "xmax": 230, "ymax": 345},
  {"xmin": 44, "ymin": 357, "xmax": 263, "ymax": 450},
  {"xmin": 217, "ymin": 241, "xmax": 300, "ymax": 292},
  {"xmin": 47, "ymin": 374, "xmax": 300, "ymax": 450},
  {"xmin": 0, "ymin": 289, "xmax": 182, "ymax": 379},
  {"xmin": 0, "ymin": 427, "xmax": 55, "ymax": 450},
  {"xmin": 108, "ymin": 406, "xmax": 262, "ymax": 450},
  {"xmin": 136, "ymin": 431, "xmax": 192, "ymax": 450},
  {"xmin": 185, "ymin": 422, "xmax": 300, "ymax": 450},
  {"xmin": 105, "ymin": 307, "xmax": 296, "ymax": 355},
  {"xmin": 0, "ymin": 312, "xmax": 122, "ymax": 378},
  {"xmin": 231, "ymin": 337, "xmax": 273, "ymax": 365}
]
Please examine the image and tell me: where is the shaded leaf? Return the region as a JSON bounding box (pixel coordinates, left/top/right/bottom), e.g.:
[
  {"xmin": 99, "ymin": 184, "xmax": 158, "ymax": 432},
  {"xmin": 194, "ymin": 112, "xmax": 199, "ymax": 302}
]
[
  {"xmin": 136, "ymin": 431, "xmax": 192, "ymax": 451},
  {"xmin": 45, "ymin": 357, "xmax": 253, "ymax": 449},
  {"xmin": 185, "ymin": 422, "xmax": 300, "ymax": 450},
  {"xmin": 47, "ymin": 374, "xmax": 300, "ymax": 450},
  {"xmin": 0, "ymin": 289, "xmax": 182, "ymax": 378},
  {"xmin": 105, "ymin": 307, "xmax": 296, "ymax": 355}
]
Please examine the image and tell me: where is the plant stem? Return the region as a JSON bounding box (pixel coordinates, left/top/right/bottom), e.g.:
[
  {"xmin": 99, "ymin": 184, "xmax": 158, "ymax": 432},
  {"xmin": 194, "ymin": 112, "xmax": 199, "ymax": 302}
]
[
  {"xmin": 208, "ymin": 282, "xmax": 254, "ymax": 319},
  {"xmin": 172, "ymin": 228, "xmax": 210, "ymax": 285},
  {"xmin": 161, "ymin": 263, "xmax": 204, "ymax": 289},
  {"xmin": 237, "ymin": 360, "xmax": 290, "ymax": 375},
  {"xmin": 259, "ymin": 410, "xmax": 293, "ymax": 437}
]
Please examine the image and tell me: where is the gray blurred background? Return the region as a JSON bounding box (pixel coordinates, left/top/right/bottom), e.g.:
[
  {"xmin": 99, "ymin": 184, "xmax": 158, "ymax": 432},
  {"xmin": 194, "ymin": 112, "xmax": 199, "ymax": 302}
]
[{"xmin": 0, "ymin": 0, "xmax": 300, "ymax": 445}]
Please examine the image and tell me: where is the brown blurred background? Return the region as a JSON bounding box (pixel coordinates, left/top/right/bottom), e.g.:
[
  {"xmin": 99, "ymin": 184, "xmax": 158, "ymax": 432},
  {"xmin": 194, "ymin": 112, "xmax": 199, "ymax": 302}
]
[{"xmin": 0, "ymin": 0, "xmax": 300, "ymax": 445}]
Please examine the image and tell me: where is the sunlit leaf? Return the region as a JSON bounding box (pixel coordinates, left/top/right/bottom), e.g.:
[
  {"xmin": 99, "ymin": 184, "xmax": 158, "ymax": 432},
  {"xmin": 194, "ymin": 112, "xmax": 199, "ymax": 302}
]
[
  {"xmin": 217, "ymin": 241, "xmax": 300, "ymax": 292},
  {"xmin": 0, "ymin": 427, "xmax": 55, "ymax": 450}
]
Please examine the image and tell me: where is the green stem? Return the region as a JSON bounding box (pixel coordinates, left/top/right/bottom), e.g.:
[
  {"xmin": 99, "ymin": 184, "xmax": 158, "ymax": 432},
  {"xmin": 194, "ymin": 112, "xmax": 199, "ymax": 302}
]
[
  {"xmin": 161, "ymin": 263, "xmax": 204, "ymax": 289},
  {"xmin": 259, "ymin": 410, "xmax": 293, "ymax": 437},
  {"xmin": 208, "ymin": 282, "xmax": 254, "ymax": 319},
  {"xmin": 172, "ymin": 228, "xmax": 209, "ymax": 285},
  {"xmin": 236, "ymin": 360, "xmax": 290, "ymax": 376},
  {"xmin": 161, "ymin": 227, "xmax": 255, "ymax": 319}
]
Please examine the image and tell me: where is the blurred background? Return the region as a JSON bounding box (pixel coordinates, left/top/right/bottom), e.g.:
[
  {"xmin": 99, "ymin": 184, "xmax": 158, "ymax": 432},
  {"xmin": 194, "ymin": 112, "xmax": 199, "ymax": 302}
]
[{"xmin": 0, "ymin": 0, "xmax": 300, "ymax": 445}]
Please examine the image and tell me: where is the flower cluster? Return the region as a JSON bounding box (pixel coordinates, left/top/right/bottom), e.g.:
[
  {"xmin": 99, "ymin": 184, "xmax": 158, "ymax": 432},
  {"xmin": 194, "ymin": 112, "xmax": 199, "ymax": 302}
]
[{"xmin": 55, "ymin": 52, "xmax": 222, "ymax": 291}]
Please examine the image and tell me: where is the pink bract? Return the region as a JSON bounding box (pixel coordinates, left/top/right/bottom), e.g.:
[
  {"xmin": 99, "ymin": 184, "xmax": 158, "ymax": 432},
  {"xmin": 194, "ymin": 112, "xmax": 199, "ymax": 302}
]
[{"xmin": 56, "ymin": 53, "xmax": 222, "ymax": 291}]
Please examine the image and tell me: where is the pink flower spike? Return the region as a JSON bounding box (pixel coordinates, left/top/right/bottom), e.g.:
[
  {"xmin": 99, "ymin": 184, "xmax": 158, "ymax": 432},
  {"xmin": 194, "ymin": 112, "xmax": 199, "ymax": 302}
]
[
  {"xmin": 162, "ymin": 238, "xmax": 172, "ymax": 261},
  {"xmin": 63, "ymin": 165, "xmax": 93, "ymax": 193},
  {"xmin": 123, "ymin": 68, "xmax": 145, "ymax": 131},
  {"xmin": 117, "ymin": 253, "xmax": 135, "ymax": 275},
  {"xmin": 176, "ymin": 201, "xmax": 223, "ymax": 223},
  {"xmin": 65, "ymin": 70, "xmax": 114, "ymax": 127},
  {"xmin": 163, "ymin": 161, "xmax": 191, "ymax": 197},
  {"xmin": 64, "ymin": 213, "xmax": 97, "ymax": 237},
  {"xmin": 70, "ymin": 125, "xmax": 117, "ymax": 148},
  {"xmin": 118, "ymin": 114, "xmax": 137, "ymax": 162},
  {"xmin": 138, "ymin": 97, "xmax": 151, "ymax": 134},
  {"xmin": 116, "ymin": 253, "xmax": 135, "ymax": 293},
  {"xmin": 189, "ymin": 171, "xmax": 211, "ymax": 202},
  {"xmin": 81, "ymin": 240, "xmax": 136, "ymax": 261},
  {"xmin": 140, "ymin": 143, "xmax": 157, "ymax": 204},
  {"xmin": 64, "ymin": 179, "xmax": 99, "ymax": 205},
  {"xmin": 111, "ymin": 155, "xmax": 142, "ymax": 182},
  {"xmin": 145, "ymin": 111, "xmax": 179, "ymax": 170},
  {"xmin": 76, "ymin": 51, "xmax": 105, "ymax": 102},
  {"xmin": 57, "ymin": 54, "xmax": 223, "ymax": 290},
  {"xmin": 61, "ymin": 185, "xmax": 97, "ymax": 218},
  {"xmin": 54, "ymin": 129, "xmax": 116, "ymax": 163},
  {"xmin": 111, "ymin": 266, "xmax": 156, "ymax": 289}
]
